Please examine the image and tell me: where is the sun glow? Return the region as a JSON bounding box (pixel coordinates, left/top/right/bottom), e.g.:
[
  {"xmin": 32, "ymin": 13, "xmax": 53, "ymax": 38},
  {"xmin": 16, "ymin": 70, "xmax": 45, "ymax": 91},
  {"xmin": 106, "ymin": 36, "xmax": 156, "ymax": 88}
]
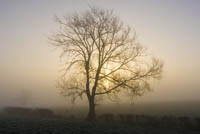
[
  {"xmin": 103, "ymin": 80, "xmax": 110, "ymax": 88},
  {"xmin": 103, "ymin": 64, "xmax": 111, "ymax": 88}
]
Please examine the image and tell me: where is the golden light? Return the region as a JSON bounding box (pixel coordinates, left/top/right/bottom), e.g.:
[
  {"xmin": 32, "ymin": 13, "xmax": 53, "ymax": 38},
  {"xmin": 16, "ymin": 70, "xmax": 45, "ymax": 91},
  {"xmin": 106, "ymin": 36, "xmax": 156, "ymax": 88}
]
[
  {"xmin": 103, "ymin": 80, "xmax": 110, "ymax": 88},
  {"xmin": 103, "ymin": 64, "xmax": 111, "ymax": 88}
]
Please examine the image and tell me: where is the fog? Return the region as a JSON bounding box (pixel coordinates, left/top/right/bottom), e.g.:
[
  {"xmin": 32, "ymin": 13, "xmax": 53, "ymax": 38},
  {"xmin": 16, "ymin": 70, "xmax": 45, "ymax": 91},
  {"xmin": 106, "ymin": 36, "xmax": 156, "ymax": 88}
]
[{"xmin": 0, "ymin": 0, "xmax": 200, "ymax": 114}]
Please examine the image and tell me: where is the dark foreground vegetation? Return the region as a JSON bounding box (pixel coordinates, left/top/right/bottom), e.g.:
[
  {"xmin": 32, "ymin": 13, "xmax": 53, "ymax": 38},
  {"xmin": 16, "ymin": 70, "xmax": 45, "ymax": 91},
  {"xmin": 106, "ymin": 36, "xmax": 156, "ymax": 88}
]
[{"xmin": 0, "ymin": 107, "xmax": 200, "ymax": 134}]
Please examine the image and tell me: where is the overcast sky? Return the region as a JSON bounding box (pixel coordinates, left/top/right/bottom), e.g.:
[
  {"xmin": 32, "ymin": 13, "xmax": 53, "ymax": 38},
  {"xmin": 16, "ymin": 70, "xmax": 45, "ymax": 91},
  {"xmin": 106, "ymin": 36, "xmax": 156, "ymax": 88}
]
[{"xmin": 0, "ymin": 0, "xmax": 200, "ymax": 107}]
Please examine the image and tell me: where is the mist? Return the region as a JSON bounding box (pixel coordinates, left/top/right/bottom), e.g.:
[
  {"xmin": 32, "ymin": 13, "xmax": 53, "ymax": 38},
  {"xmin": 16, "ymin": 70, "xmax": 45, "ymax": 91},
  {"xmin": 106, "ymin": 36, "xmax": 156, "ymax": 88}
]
[
  {"xmin": 0, "ymin": 0, "xmax": 200, "ymax": 111},
  {"xmin": 0, "ymin": 1, "xmax": 200, "ymax": 134}
]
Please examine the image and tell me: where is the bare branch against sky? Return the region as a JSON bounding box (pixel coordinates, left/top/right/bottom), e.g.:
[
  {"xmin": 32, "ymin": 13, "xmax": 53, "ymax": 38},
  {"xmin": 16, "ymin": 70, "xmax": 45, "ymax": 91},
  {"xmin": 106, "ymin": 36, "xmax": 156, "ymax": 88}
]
[
  {"xmin": 50, "ymin": 7, "xmax": 163, "ymax": 121},
  {"xmin": 0, "ymin": 0, "xmax": 199, "ymax": 108}
]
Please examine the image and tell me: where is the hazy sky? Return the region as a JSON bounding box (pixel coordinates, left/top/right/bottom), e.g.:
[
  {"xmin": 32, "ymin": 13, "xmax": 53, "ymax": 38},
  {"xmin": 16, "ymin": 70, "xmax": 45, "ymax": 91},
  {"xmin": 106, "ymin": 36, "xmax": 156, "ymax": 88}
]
[{"xmin": 0, "ymin": 0, "xmax": 200, "ymax": 107}]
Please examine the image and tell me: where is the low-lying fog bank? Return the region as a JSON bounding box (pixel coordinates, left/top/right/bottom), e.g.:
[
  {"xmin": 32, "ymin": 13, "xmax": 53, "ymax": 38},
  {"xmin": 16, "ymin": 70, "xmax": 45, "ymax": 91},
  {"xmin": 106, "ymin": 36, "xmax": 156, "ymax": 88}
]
[{"xmin": 50, "ymin": 100, "xmax": 200, "ymax": 118}]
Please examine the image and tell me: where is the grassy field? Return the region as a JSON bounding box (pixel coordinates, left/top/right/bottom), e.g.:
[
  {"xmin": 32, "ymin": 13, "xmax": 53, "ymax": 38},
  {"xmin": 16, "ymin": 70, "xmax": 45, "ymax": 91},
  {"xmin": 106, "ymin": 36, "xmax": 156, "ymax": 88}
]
[
  {"xmin": 0, "ymin": 114, "xmax": 199, "ymax": 134},
  {"xmin": 0, "ymin": 101, "xmax": 200, "ymax": 134}
]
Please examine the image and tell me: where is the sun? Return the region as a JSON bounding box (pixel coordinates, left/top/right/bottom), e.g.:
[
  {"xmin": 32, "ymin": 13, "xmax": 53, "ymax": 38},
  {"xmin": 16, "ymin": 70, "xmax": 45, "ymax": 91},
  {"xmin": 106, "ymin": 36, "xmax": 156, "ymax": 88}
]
[
  {"xmin": 103, "ymin": 64, "xmax": 111, "ymax": 88},
  {"xmin": 103, "ymin": 80, "xmax": 110, "ymax": 88}
]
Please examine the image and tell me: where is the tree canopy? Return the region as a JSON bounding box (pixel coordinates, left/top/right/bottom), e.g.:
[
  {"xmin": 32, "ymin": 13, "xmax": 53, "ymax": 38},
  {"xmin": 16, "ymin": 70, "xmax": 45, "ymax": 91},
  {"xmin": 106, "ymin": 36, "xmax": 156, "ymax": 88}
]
[{"xmin": 50, "ymin": 7, "xmax": 163, "ymax": 121}]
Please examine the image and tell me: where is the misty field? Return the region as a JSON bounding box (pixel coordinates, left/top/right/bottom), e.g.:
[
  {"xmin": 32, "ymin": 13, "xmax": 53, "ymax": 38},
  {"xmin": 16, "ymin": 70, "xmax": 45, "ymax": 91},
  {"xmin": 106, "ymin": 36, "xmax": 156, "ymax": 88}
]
[
  {"xmin": 0, "ymin": 113, "xmax": 200, "ymax": 134},
  {"xmin": 0, "ymin": 101, "xmax": 200, "ymax": 134}
]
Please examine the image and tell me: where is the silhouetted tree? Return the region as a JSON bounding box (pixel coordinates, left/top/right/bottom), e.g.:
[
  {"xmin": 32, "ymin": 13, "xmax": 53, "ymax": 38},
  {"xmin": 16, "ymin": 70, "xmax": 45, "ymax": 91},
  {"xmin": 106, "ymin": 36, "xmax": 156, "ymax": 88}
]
[{"xmin": 50, "ymin": 7, "xmax": 163, "ymax": 121}]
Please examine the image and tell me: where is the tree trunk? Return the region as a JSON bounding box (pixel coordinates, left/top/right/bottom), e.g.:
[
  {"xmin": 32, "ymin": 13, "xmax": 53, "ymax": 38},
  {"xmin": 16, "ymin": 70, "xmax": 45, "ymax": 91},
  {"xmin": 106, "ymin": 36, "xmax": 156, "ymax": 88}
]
[{"xmin": 86, "ymin": 96, "xmax": 96, "ymax": 121}]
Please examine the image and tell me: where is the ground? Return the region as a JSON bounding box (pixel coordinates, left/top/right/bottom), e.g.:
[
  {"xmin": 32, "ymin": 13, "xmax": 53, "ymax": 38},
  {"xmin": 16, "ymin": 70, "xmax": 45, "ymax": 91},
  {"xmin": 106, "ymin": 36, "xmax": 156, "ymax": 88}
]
[{"xmin": 0, "ymin": 115, "xmax": 199, "ymax": 134}]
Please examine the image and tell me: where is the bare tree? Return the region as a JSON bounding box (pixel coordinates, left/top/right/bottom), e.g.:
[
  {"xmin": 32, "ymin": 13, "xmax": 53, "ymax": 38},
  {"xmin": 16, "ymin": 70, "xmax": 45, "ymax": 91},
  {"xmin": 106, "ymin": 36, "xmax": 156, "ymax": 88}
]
[{"xmin": 50, "ymin": 7, "xmax": 163, "ymax": 121}]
